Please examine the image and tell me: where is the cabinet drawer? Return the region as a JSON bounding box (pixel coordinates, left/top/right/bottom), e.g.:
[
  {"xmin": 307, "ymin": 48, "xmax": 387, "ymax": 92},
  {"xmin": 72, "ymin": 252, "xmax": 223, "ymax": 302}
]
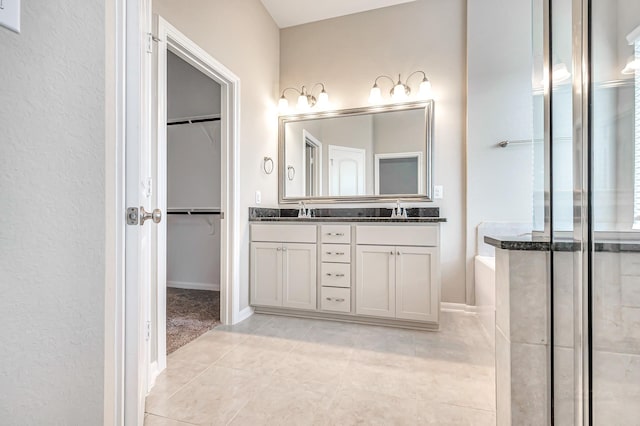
[
  {"xmin": 321, "ymin": 244, "xmax": 351, "ymax": 263},
  {"xmin": 251, "ymin": 224, "xmax": 317, "ymax": 243},
  {"xmin": 356, "ymin": 225, "xmax": 438, "ymax": 247},
  {"xmin": 321, "ymin": 263, "xmax": 351, "ymax": 288},
  {"xmin": 321, "ymin": 225, "xmax": 351, "ymax": 244},
  {"xmin": 321, "ymin": 287, "xmax": 351, "ymax": 313}
]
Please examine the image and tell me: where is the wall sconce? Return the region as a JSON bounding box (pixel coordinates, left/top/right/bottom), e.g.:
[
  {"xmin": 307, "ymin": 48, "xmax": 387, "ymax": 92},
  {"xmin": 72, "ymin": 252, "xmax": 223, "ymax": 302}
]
[
  {"xmin": 369, "ymin": 71, "xmax": 432, "ymax": 104},
  {"xmin": 622, "ymin": 55, "xmax": 640, "ymax": 75},
  {"xmin": 279, "ymin": 83, "xmax": 329, "ymax": 113}
]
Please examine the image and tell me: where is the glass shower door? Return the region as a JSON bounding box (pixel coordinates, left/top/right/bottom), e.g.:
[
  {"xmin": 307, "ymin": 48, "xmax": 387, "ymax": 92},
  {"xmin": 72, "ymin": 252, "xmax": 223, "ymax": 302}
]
[{"xmin": 590, "ymin": 0, "xmax": 640, "ymax": 423}]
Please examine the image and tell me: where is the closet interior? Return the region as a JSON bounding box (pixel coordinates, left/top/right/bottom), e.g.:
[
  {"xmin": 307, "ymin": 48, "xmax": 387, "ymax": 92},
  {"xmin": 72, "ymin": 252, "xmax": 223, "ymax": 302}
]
[{"xmin": 165, "ymin": 51, "xmax": 222, "ymax": 354}]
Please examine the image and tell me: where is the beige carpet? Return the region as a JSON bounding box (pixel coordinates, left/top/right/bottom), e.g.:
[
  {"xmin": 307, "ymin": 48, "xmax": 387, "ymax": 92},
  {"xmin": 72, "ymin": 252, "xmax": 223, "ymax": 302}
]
[{"xmin": 166, "ymin": 288, "xmax": 220, "ymax": 354}]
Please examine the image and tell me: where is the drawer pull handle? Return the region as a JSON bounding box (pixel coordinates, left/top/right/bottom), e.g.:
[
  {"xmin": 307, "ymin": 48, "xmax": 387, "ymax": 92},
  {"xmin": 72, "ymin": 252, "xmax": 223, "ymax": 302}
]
[
  {"xmin": 326, "ymin": 251, "xmax": 345, "ymax": 256},
  {"xmin": 325, "ymin": 273, "xmax": 346, "ymax": 277},
  {"xmin": 326, "ymin": 297, "xmax": 346, "ymax": 302},
  {"xmin": 326, "ymin": 232, "xmax": 345, "ymax": 236}
]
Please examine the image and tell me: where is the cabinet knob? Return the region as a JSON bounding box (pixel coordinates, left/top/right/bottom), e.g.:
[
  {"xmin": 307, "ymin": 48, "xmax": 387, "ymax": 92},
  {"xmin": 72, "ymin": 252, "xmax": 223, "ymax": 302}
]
[
  {"xmin": 326, "ymin": 273, "xmax": 333, "ymax": 276},
  {"xmin": 277, "ymin": 247, "xmax": 282, "ymax": 251},
  {"xmin": 397, "ymin": 251, "xmax": 401, "ymax": 256},
  {"xmin": 390, "ymin": 251, "xmax": 394, "ymax": 255}
]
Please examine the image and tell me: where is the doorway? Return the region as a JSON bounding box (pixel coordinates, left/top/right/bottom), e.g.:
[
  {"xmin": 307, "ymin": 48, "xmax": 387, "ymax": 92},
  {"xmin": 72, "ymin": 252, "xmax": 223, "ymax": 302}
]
[
  {"xmin": 146, "ymin": 15, "xmax": 242, "ymax": 391},
  {"xmin": 164, "ymin": 50, "xmax": 222, "ymax": 355}
]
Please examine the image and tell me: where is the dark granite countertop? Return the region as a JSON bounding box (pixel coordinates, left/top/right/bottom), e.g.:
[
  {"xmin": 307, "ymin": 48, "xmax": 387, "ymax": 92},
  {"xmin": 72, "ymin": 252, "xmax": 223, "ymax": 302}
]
[
  {"xmin": 250, "ymin": 216, "xmax": 446, "ymax": 223},
  {"xmin": 484, "ymin": 235, "xmax": 640, "ymax": 253},
  {"xmin": 249, "ymin": 207, "xmax": 446, "ymax": 223}
]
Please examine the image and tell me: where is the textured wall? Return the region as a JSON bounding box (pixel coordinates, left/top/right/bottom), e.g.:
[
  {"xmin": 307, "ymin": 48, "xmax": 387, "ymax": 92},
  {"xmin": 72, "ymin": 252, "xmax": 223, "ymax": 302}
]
[
  {"xmin": 0, "ymin": 1, "xmax": 105, "ymax": 423},
  {"xmin": 280, "ymin": 0, "xmax": 468, "ymax": 302},
  {"xmin": 153, "ymin": 0, "xmax": 281, "ymax": 311}
]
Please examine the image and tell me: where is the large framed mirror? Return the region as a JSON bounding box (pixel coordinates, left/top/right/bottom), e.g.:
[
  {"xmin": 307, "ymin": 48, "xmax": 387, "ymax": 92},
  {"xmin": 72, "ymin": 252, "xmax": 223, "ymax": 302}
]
[{"xmin": 278, "ymin": 100, "xmax": 434, "ymax": 203}]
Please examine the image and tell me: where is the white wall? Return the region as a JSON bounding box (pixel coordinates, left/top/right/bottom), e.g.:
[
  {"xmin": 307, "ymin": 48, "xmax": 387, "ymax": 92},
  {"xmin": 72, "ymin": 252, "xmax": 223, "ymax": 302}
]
[
  {"xmin": 466, "ymin": 0, "xmax": 534, "ymax": 302},
  {"xmin": 0, "ymin": 1, "xmax": 105, "ymax": 423},
  {"xmin": 166, "ymin": 52, "xmax": 222, "ymax": 290},
  {"xmin": 153, "ymin": 0, "xmax": 281, "ymax": 310},
  {"xmin": 280, "ymin": 0, "xmax": 467, "ymax": 302}
]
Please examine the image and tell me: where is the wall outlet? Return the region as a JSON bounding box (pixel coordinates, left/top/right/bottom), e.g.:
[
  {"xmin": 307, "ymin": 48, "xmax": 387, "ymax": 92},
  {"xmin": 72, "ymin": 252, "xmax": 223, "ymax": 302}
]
[
  {"xmin": 255, "ymin": 190, "xmax": 262, "ymax": 204},
  {"xmin": 0, "ymin": 0, "xmax": 21, "ymax": 33},
  {"xmin": 433, "ymin": 185, "xmax": 444, "ymax": 199}
]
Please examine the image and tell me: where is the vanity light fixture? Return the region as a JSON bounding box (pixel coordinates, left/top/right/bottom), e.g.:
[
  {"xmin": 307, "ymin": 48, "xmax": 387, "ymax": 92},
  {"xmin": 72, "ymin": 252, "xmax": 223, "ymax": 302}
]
[
  {"xmin": 369, "ymin": 71, "xmax": 432, "ymax": 104},
  {"xmin": 278, "ymin": 83, "xmax": 329, "ymax": 112},
  {"xmin": 622, "ymin": 55, "xmax": 640, "ymax": 75}
]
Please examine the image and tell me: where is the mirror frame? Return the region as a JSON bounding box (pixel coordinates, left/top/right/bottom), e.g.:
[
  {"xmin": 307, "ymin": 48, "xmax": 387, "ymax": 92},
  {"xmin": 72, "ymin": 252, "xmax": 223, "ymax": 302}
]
[{"xmin": 278, "ymin": 100, "xmax": 434, "ymax": 204}]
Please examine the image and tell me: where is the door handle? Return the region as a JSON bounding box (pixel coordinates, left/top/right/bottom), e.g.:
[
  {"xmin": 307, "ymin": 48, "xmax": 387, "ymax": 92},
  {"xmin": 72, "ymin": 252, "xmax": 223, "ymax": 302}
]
[{"xmin": 140, "ymin": 206, "xmax": 162, "ymax": 225}]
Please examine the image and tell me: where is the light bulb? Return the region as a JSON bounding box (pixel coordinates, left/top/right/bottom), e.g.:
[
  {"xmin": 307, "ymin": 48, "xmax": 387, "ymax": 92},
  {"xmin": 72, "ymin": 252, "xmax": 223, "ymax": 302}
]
[
  {"xmin": 392, "ymin": 83, "xmax": 408, "ymax": 102},
  {"xmin": 552, "ymin": 63, "xmax": 571, "ymax": 83},
  {"xmin": 622, "ymin": 55, "xmax": 640, "ymax": 75},
  {"xmin": 278, "ymin": 96, "xmax": 289, "ymax": 112},
  {"xmin": 297, "ymin": 94, "xmax": 309, "ymax": 110},
  {"xmin": 317, "ymin": 91, "xmax": 329, "ymax": 108},
  {"xmin": 369, "ymin": 86, "xmax": 382, "ymax": 104},
  {"xmin": 418, "ymin": 79, "xmax": 432, "ymax": 99}
]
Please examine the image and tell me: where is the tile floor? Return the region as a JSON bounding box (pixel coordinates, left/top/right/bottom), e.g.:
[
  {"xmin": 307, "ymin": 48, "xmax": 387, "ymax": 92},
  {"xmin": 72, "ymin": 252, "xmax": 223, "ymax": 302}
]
[{"xmin": 145, "ymin": 311, "xmax": 496, "ymax": 425}]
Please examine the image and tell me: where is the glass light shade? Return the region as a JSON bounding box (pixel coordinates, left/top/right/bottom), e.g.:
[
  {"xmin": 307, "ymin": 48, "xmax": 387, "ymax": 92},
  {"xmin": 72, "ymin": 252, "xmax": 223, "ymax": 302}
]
[
  {"xmin": 622, "ymin": 56, "xmax": 640, "ymax": 75},
  {"xmin": 297, "ymin": 94, "xmax": 309, "ymax": 110},
  {"xmin": 369, "ymin": 86, "xmax": 382, "ymax": 104},
  {"xmin": 392, "ymin": 83, "xmax": 408, "ymax": 101},
  {"xmin": 278, "ymin": 97, "xmax": 289, "ymax": 111},
  {"xmin": 317, "ymin": 91, "xmax": 329, "ymax": 108},
  {"xmin": 552, "ymin": 63, "xmax": 571, "ymax": 83},
  {"xmin": 418, "ymin": 79, "xmax": 433, "ymax": 99}
]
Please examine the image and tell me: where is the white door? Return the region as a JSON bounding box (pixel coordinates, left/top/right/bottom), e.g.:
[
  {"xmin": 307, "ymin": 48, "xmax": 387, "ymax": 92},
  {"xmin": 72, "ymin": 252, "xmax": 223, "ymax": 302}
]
[
  {"xmin": 328, "ymin": 145, "xmax": 366, "ymax": 196},
  {"xmin": 395, "ymin": 246, "xmax": 438, "ymax": 322},
  {"xmin": 356, "ymin": 245, "xmax": 396, "ymax": 318},
  {"xmin": 282, "ymin": 243, "xmax": 317, "ymax": 310},
  {"xmin": 124, "ymin": 0, "xmax": 154, "ymax": 423},
  {"xmin": 250, "ymin": 242, "xmax": 283, "ymax": 307}
]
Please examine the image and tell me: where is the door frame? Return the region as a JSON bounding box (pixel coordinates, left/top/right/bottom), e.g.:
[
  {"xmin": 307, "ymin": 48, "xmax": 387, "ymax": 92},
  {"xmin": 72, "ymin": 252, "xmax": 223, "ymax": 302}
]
[
  {"xmin": 104, "ymin": 7, "xmax": 243, "ymax": 424},
  {"xmin": 152, "ymin": 15, "xmax": 242, "ymax": 381}
]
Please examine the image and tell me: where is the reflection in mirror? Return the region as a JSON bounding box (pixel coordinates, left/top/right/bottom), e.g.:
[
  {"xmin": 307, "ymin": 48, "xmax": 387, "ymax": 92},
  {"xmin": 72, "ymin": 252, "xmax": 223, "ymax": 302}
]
[{"xmin": 279, "ymin": 102, "xmax": 433, "ymax": 203}]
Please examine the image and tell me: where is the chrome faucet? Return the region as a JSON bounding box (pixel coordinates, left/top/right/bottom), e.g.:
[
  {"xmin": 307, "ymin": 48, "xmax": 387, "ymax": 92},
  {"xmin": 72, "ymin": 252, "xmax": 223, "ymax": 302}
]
[
  {"xmin": 392, "ymin": 200, "xmax": 408, "ymax": 219},
  {"xmin": 298, "ymin": 201, "xmax": 310, "ymax": 218}
]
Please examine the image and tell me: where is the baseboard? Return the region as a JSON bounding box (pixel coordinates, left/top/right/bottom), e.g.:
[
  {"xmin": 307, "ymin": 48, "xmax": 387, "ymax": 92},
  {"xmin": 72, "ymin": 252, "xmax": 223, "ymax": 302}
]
[
  {"xmin": 167, "ymin": 280, "xmax": 220, "ymax": 291},
  {"xmin": 147, "ymin": 361, "xmax": 160, "ymax": 393},
  {"xmin": 441, "ymin": 302, "xmax": 478, "ymax": 314},
  {"xmin": 235, "ymin": 306, "xmax": 254, "ymax": 324}
]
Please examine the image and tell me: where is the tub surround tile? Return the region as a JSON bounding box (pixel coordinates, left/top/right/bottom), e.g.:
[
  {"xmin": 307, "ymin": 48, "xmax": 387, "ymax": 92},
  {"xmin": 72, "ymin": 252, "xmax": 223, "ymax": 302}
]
[{"xmin": 495, "ymin": 248, "xmax": 550, "ymax": 425}]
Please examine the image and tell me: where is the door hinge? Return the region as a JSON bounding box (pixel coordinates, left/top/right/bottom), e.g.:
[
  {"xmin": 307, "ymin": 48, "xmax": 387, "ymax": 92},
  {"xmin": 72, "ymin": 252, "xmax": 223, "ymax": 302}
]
[
  {"xmin": 145, "ymin": 321, "xmax": 151, "ymax": 341},
  {"xmin": 146, "ymin": 33, "xmax": 153, "ymax": 53}
]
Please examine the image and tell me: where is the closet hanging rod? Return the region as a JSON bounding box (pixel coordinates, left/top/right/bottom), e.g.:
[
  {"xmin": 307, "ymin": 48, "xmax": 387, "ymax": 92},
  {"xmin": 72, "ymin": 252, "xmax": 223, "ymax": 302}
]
[
  {"xmin": 167, "ymin": 117, "xmax": 221, "ymax": 126},
  {"xmin": 167, "ymin": 208, "xmax": 222, "ymax": 216}
]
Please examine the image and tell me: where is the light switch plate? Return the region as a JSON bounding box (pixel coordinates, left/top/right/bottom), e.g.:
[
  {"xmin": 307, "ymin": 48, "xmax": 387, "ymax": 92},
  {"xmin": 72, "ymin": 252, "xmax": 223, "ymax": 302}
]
[
  {"xmin": 0, "ymin": 0, "xmax": 21, "ymax": 34},
  {"xmin": 255, "ymin": 190, "xmax": 262, "ymax": 204},
  {"xmin": 433, "ymin": 185, "xmax": 443, "ymax": 199}
]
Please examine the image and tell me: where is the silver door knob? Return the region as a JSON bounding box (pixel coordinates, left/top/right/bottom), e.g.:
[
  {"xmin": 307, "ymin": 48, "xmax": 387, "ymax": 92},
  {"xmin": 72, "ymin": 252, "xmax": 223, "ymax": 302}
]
[{"xmin": 140, "ymin": 206, "xmax": 162, "ymax": 225}]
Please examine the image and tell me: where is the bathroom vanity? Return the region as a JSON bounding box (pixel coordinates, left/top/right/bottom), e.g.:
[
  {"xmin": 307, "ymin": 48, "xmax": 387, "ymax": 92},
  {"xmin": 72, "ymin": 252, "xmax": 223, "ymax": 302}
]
[{"xmin": 249, "ymin": 211, "xmax": 445, "ymax": 330}]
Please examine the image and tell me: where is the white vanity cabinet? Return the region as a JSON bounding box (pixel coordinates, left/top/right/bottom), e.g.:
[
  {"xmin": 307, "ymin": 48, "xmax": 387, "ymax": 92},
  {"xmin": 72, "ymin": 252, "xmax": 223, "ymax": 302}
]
[
  {"xmin": 250, "ymin": 221, "xmax": 441, "ymax": 329},
  {"xmin": 250, "ymin": 224, "xmax": 317, "ymax": 311},
  {"xmin": 355, "ymin": 225, "xmax": 440, "ymax": 323}
]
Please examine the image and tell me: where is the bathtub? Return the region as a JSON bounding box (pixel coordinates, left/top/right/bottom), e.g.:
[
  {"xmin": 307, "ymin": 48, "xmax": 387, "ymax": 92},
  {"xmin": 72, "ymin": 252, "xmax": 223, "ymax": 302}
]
[{"xmin": 474, "ymin": 255, "xmax": 496, "ymax": 344}]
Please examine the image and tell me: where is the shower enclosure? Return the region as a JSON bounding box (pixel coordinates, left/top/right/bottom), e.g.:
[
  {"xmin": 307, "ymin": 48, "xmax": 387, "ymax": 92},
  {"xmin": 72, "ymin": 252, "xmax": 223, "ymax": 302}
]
[{"xmin": 541, "ymin": 0, "xmax": 640, "ymax": 423}]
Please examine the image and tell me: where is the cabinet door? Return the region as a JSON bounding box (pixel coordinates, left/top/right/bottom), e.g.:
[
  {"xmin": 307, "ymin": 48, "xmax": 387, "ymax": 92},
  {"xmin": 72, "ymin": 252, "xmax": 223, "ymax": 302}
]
[
  {"xmin": 282, "ymin": 243, "xmax": 317, "ymax": 310},
  {"xmin": 356, "ymin": 245, "xmax": 396, "ymax": 318},
  {"xmin": 250, "ymin": 242, "xmax": 283, "ymax": 307},
  {"xmin": 395, "ymin": 246, "xmax": 439, "ymax": 322}
]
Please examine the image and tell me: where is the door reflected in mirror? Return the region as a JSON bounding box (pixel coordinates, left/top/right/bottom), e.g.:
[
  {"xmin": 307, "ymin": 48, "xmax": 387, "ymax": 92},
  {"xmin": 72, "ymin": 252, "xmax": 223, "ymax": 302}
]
[{"xmin": 279, "ymin": 101, "xmax": 433, "ymax": 203}]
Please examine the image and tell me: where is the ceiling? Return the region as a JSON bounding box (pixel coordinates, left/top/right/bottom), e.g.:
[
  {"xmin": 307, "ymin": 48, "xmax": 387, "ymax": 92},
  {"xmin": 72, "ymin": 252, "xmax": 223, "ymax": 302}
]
[{"xmin": 260, "ymin": 0, "xmax": 417, "ymax": 28}]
